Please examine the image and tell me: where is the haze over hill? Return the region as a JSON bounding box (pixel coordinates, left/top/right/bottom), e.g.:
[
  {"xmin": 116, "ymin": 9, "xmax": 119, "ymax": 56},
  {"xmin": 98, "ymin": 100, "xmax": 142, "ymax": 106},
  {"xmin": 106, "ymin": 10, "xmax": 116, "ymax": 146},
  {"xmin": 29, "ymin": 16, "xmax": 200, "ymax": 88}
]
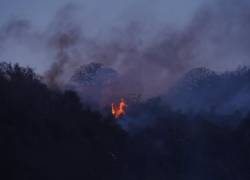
[{"xmin": 63, "ymin": 62, "xmax": 250, "ymax": 116}]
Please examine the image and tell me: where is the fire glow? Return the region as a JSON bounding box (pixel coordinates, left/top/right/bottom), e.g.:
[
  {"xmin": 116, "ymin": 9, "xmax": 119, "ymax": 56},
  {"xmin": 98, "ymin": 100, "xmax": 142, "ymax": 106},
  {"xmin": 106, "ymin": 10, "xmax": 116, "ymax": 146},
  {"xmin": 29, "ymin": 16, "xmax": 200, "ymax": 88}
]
[{"xmin": 111, "ymin": 98, "xmax": 127, "ymax": 119}]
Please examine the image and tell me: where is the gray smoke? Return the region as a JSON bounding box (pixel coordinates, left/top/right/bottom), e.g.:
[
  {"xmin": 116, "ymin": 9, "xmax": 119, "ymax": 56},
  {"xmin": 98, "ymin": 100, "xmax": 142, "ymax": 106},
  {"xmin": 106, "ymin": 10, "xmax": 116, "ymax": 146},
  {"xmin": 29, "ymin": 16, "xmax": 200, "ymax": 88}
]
[{"xmin": 0, "ymin": 0, "xmax": 250, "ymax": 103}]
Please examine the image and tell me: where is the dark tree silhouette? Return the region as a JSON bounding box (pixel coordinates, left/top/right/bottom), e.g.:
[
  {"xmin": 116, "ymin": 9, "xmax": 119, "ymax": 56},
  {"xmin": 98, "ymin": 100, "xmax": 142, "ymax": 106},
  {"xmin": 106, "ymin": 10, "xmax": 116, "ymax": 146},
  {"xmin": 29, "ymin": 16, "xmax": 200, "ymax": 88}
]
[
  {"xmin": 1, "ymin": 62, "xmax": 250, "ymax": 180},
  {"xmin": 0, "ymin": 63, "xmax": 128, "ymax": 180}
]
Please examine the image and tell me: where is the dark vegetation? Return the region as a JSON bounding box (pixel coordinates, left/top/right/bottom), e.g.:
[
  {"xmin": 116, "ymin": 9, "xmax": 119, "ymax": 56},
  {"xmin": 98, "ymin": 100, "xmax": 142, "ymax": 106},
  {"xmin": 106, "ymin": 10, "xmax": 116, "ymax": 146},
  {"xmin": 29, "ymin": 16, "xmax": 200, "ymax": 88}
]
[
  {"xmin": 1, "ymin": 63, "xmax": 250, "ymax": 180},
  {"xmin": 0, "ymin": 63, "xmax": 127, "ymax": 180},
  {"xmin": 167, "ymin": 67, "xmax": 250, "ymax": 114}
]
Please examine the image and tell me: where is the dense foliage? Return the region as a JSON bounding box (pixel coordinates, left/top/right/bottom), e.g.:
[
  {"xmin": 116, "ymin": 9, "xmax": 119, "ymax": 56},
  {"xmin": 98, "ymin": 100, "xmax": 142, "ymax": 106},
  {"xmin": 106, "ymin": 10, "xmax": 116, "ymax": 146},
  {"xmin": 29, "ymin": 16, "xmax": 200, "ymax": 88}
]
[
  {"xmin": 0, "ymin": 63, "xmax": 128, "ymax": 180},
  {"xmin": 1, "ymin": 63, "xmax": 250, "ymax": 180}
]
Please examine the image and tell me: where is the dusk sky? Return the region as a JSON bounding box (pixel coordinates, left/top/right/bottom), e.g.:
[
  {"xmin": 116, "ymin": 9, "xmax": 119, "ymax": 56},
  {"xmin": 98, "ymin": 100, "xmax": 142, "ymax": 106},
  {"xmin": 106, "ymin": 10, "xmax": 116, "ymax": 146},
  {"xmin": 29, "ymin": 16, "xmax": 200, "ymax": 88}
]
[
  {"xmin": 0, "ymin": 0, "xmax": 206, "ymax": 80},
  {"xmin": 0, "ymin": 0, "xmax": 250, "ymax": 98},
  {"xmin": 0, "ymin": 0, "xmax": 206, "ymax": 29}
]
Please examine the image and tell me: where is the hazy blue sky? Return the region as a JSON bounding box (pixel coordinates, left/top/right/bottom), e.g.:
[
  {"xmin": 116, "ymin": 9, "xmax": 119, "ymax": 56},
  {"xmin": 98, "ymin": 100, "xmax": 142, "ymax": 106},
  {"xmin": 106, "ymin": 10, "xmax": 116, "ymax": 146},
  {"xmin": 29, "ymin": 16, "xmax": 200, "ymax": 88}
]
[
  {"xmin": 1, "ymin": 0, "xmax": 250, "ymax": 98},
  {"xmin": 0, "ymin": 0, "xmax": 206, "ymax": 74},
  {"xmin": 0, "ymin": 0, "xmax": 206, "ymax": 29}
]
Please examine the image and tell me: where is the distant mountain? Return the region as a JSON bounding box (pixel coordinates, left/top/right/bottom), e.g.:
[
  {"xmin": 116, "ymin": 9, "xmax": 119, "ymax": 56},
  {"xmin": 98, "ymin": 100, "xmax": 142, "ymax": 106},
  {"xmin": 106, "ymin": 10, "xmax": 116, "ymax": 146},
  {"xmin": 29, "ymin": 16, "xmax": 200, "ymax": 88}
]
[{"xmin": 166, "ymin": 66, "xmax": 250, "ymax": 114}]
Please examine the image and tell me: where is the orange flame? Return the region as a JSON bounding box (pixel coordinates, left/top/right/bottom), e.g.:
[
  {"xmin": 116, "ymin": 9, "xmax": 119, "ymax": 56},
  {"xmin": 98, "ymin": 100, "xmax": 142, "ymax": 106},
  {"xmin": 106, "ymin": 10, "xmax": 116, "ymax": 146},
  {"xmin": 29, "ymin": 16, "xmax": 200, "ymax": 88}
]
[{"xmin": 111, "ymin": 98, "xmax": 127, "ymax": 118}]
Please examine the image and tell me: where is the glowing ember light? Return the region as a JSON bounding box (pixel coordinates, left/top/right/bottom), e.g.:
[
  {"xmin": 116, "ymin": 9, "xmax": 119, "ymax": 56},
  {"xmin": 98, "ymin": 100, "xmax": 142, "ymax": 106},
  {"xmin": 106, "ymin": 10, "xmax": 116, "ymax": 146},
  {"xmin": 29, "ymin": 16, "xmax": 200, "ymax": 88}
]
[{"xmin": 111, "ymin": 98, "xmax": 127, "ymax": 118}]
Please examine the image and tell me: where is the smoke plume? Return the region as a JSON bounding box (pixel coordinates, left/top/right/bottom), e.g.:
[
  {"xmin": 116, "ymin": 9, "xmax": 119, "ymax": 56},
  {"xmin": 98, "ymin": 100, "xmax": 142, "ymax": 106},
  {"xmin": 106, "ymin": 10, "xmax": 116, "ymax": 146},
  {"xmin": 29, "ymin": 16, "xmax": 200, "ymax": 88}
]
[{"xmin": 0, "ymin": 0, "xmax": 250, "ymax": 103}]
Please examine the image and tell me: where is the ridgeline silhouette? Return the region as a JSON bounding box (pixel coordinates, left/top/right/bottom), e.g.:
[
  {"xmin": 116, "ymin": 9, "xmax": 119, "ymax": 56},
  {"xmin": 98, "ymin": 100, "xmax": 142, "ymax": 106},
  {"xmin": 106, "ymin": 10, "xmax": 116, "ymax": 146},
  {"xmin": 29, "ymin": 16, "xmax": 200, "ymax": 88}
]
[{"xmin": 1, "ymin": 62, "xmax": 250, "ymax": 180}]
